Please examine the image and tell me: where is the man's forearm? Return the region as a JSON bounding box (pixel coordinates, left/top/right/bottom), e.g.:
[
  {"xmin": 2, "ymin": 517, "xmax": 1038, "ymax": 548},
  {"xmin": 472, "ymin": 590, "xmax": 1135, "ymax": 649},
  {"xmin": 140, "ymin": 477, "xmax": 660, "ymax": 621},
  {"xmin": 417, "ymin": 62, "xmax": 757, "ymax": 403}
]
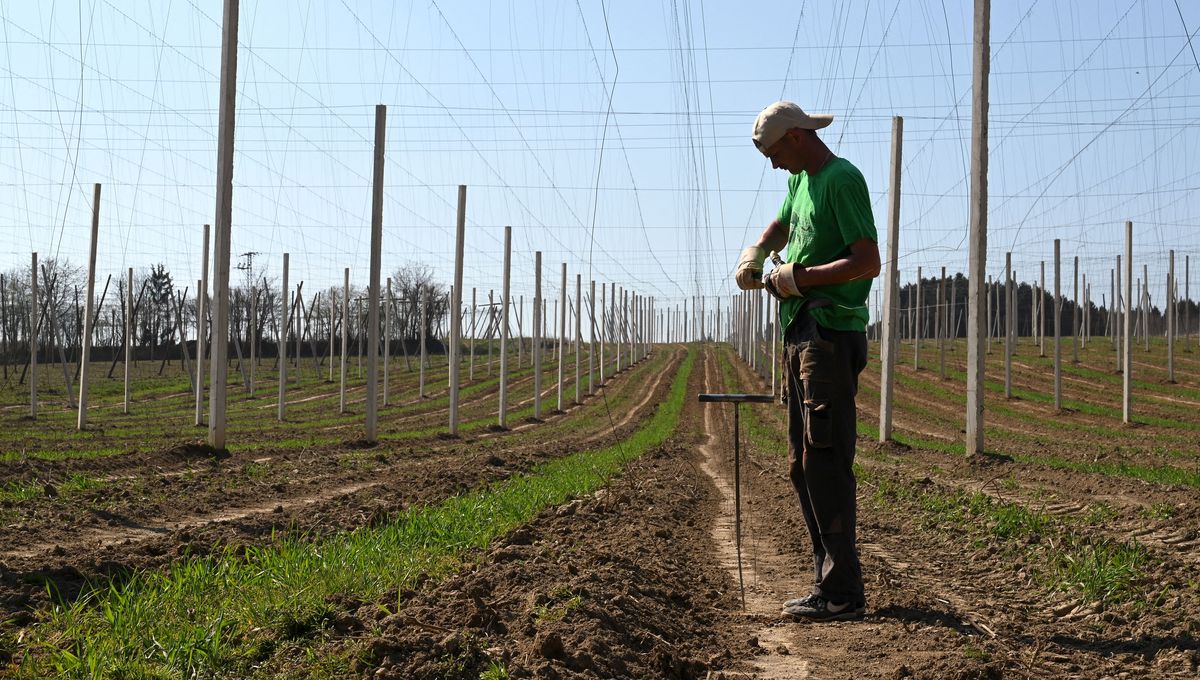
[
  {"xmin": 794, "ymin": 257, "xmax": 877, "ymax": 288},
  {"xmin": 753, "ymin": 218, "xmax": 789, "ymax": 253},
  {"xmin": 794, "ymin": 238, "xmax": 881, "ymax": 288}
]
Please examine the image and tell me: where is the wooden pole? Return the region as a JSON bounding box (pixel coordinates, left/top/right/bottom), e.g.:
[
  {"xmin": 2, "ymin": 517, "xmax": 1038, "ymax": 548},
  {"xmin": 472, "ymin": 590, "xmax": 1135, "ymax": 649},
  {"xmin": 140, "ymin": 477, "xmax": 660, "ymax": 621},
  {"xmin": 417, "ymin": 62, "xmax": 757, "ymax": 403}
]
[
  {"xmin": 249, "ymin": 286, "xmax": 257, "ymax": 397},
  {"xmin": 965, "ymin": 0, "xmax": 990, "ymax": 457},
  {"xmin": 575, "ymin": 273, "xmax": 581, "ymax": 404},
  {"xmin": 208, "ymin": 0, "xmax": 240, "ymax": 450},
  {"xmin": 1054, "ymin": 240, "xmax": 1062, "ymax": 411},
  {"xmin": 557, "ymin": 262, "xmax": 566, "ymax": 412},
  {"xmin": 1142, "ymin": 264, "xmax": 1150, "ymax": 352},
  {"xmin": 124, "ymin": 268, "xmax": 132, "ymax": 413},
  {"xmin": 469, "ymin": 287, "xmax": 476, "ymax": 381},
  {"xmin": 384, "ymin": 278, "xmax": 392, "ymax": 407},
  {"xmin": 487, "ymin": 290, "xmax": 495, "ymax": 376},
  {"xmin": 914, "ymin": 266, "xmax": 922, "ymax": 370},
  {"xmin": 588, "ymin": 280, "xmax": 595, "ymax": 396},
  {"xmin": 1168, "ymin": 250, "xmax": 1175, "ymax": 383},
  {"xmin": 365, "ymin": 104, "xmax": 386, "ymax": 442},
  {"xmin": 293, "ymin": 286, "xmax": 302, "ymax": 381},
  {"xmin": 0, "ymin": 274, "xmax": 7, "ymax": 383},
  {"xmin": 77, "ymin": 184, "xmax": 101, "ymax": 429},
  {"xmin": 417, "ymin": 294, "xmax": 427, "ymax": 397},
  {"xmin": 615, "ymin": 284, "xmax": 622, "ymax": 373},
  {"xmin": 533, "ymin": 252, "xmax": 542, "ymax": 418},
  {"xmin": 499, "ymin": 226, "xmax": 512, "ymax": 427},
  {"xmin": 1004, "ymin": 253, "xmax": 1012, "ymax": 399},
  {"xmin": 1123, "ymin": 223, "xmax": 1133, "ymax": 422},
  {"xmin": 30, "ymin": 253, "xmax": 38, "ymax": 418},
  {"xmin": 278, "ymin": 254, "xmax": 289, "ymax": 421},
  {"xmin": 328, "ymin": 288, "xmax": 336, "ymax": 382},
  {"xmin": 195, "ymin": 224, "xmax": 210, "ymax": 426},
  {"xmin": 449, "ymin": 185, "xmax": 466, "ymax": 435},
  {"xmin": 878, "ymin": 129, "xmax": 901, "ymax": 438},
  {"xmin": 599, "ymin": 283, "xmax": 606, "ymax": 385},
  {"xmin": 341, "ymin": 268, "xmax": 350, "ymax": 411},
  {"xmin": 939, "ymin": 266, "xmax": 947, "ymax": 379},
  {"xmin": 1072, "ymin": 255, "xmax": 1079, "ymax": 363}
]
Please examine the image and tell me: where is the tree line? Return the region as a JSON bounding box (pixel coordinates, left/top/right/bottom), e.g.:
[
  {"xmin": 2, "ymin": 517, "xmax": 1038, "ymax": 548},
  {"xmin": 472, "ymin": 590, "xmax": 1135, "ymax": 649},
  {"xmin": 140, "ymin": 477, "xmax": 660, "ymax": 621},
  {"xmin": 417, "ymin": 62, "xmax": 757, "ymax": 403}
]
[{"xmin": 0, "ymin": 259, "xmax": 455, "ymax": 383}]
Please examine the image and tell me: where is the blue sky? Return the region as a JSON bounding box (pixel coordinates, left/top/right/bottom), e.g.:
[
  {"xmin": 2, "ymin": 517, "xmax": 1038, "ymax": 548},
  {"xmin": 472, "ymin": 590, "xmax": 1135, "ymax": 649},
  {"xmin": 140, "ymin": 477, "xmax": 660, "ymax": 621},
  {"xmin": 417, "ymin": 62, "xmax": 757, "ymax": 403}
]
[{"xmin": 2, "ymin": 0, "xmax": 1199, "ymax": 320}]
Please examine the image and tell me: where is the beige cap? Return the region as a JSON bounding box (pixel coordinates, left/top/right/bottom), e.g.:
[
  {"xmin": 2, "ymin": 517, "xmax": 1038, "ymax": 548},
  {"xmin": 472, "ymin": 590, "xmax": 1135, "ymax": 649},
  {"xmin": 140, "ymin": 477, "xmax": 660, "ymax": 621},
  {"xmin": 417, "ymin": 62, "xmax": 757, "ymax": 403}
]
[{"xmin": 752, "ymin": 101, "xmax": 833, "ymax": 153}]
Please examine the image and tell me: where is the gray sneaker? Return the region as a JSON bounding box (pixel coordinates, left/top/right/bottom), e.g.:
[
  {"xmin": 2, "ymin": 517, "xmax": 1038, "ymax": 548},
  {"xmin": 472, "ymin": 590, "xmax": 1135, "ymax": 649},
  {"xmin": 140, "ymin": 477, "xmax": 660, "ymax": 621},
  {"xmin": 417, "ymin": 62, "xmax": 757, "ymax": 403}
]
[
  {"xmin": 782, "ymin": 596, "xmax": 865, "ymax": 621},
  {"xmin": 782, "ymin": 593, "xmax": 819, "ymax": 609}
]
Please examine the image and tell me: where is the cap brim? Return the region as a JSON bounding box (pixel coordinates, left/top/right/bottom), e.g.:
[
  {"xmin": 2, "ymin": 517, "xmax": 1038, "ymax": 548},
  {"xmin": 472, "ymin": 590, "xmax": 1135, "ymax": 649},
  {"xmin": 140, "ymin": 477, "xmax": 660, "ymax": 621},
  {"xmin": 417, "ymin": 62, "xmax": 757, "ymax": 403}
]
[{"xmin": 806, "ymin": 114, "xmax": 834, "ymax": 129}]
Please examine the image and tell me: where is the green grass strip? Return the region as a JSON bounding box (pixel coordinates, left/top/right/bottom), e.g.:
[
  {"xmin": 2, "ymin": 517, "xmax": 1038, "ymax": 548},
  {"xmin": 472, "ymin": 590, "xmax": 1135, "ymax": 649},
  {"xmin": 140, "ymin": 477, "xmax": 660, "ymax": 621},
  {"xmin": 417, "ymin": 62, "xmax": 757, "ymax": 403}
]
[{"xmin": 11, "ymin": 349, "xmax": 695, "ymax": 679}]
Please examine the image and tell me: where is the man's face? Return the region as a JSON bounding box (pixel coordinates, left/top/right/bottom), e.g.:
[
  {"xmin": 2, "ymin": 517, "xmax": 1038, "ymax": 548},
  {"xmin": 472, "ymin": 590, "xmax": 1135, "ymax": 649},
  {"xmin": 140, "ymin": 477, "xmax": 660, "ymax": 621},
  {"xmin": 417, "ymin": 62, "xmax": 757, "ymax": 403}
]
[{"xmin": 761, "ymin": 129, "xmax": 807, "ymax": 174}]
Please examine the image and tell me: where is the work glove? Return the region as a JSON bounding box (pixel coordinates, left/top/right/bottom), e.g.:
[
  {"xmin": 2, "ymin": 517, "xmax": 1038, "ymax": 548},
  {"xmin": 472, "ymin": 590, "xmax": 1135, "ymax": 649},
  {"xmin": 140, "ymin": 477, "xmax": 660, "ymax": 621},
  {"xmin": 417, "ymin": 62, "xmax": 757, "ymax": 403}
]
[
  {"xmin": 763, "ymin": 262, "xmax": 803, "ymax": 300},
  {"xmin": 735, "ymin": 246, "xmax": 766, "ymax": 290}
]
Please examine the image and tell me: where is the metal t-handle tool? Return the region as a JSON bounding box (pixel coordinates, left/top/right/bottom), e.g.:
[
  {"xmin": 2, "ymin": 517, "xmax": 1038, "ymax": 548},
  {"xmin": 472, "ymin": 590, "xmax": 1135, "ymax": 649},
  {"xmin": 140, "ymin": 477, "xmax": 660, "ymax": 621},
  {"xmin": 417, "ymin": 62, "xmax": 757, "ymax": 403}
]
[{"xmin": 698, "ymin": 393, "xmax": 774, "ymax": 609}]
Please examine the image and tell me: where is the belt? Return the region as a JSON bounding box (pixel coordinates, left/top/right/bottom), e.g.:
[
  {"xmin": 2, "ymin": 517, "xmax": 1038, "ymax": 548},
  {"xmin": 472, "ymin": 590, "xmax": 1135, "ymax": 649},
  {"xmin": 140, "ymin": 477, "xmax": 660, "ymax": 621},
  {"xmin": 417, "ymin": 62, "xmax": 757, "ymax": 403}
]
[{"xmin": 798, "ymin": 296, "xmax": 832, "ymax": 311}]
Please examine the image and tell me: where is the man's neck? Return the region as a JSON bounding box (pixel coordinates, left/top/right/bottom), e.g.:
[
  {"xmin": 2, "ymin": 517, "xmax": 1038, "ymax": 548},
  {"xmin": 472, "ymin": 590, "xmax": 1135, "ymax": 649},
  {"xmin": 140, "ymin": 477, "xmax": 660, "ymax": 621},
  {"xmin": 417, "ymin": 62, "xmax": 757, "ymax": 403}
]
[{"xmin": 801, "ymin": 142, "xmax": 836, "ymax": 176}]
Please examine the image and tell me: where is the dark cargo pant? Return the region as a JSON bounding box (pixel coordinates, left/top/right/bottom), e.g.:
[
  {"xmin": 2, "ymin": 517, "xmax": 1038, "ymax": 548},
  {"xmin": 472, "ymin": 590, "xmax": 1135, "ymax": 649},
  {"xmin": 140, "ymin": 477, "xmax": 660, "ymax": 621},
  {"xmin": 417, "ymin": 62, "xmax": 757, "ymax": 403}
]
[{"xmin": 784, "ymin": 308, "xmax": 868, "ymax": 604}]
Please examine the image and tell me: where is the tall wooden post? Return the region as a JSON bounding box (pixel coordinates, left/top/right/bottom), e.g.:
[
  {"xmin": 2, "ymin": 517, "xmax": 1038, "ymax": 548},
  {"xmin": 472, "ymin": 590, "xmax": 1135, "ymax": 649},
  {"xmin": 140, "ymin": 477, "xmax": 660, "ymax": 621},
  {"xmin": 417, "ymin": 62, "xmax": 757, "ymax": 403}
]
[
  {"xmin": 341, "ymin": 268, "xmax": 350, "ymax": 411},
  {"xmin": 1039, "ymin": 261, "xmax": 1047, "ymax": 357},
  {"xmin": 965, "ymin": 0, "xmax": 990, "ymax": 457},
  {"xmin": 124, "ymin": 268, "xmax": 133, "ymax": 413},
  {"xmin": 588, "ymin": 279, "xmax": 596, "ymax": 396},
  {"xmin": 557, "ymin": 262, "xmax": 566, "ymax": 412},
  {"xmin": 384, "ymin": 278, "xmax": 392, "ymax": 407},
  {"xmin": 419, "ymin": 293, "xmax": 427, "ymax": 398},
  {"xmin": 0, "ymin": 274, "xmax": 6, "ymax": 383},
  {"xmin": 1072, "ymin": 255, "xmax": 1079, "ymax": 363},
  {"xmin": 449, "ymin": 185, "xmax": 466, "ymax": 435},
  {"xmin": 1167, "ymin": 250, "xmax": 1175, "ymax": 383},
  {"xmin": 599, "ymin": 283, "xmax": 606, "ymax": 385},
  {"xmin": 469, "ymin": 287, "xmax": 476, "ymax": 381},
  {"xmin": 939, "ymin": 266, "xmax": 947, "ymax": 379},
  {"xmin": 488, "ymin": 290, "xmax": 495, "ymax": 375},
  {"xmin": 575, "ymin": 273, "xmax": 582, "ymax": 404},
  {"xmin": 1053, "ymin": 240, "xmax": 1062, "ymax": 410},
  {"xmin": 1004, "ymin": 253, "xmax": 1012, "ymax": 399},
  {"xmin": 208, "ymin": 0, "xmax": 240, "ymax": 450},
  {"xmin": 1143, "ymin": 264, "xmax": 1150, "ymax": 352},
  {"xmin": 328, "ymin": 289, "xmax": 335, "ymax": 382},
  {"xmin": 30, "ymin": 253, "xmax": 38, "ymax": 418},
  {"xmin": 364, "ymin": 105, "xmax": 386, "ymax": 440},
  {"xmin": 914, "ymin": 266, "xmax": 922, "ymax": 370},
  {"xmin": 1123, "ymin": 223, "xmax": 1133, "ymax": 422},
  {"xmin": 499, "ymin": 226, "xmax": 512, "ymax": 427},
  {"xmin": 77, "ymin": 184, "xmax": 101, "ymax": 429},
  {"xmin": 195, "ymin": 224, "xmax": 210, "ymax": 426},
  {"xmin": 614, "ymin": 283, "xmax": 621, "ymax": 372},
  {"xmin": 278, "ymin": 254, "xmax": 289, "ymax": 421},
  {"xmin": 533, "ymin": 252, "xmax": 542, "ymax": 418},
  {"xmin": 249, "ymin": 286, "xmax": 257, "ymax": 397}
]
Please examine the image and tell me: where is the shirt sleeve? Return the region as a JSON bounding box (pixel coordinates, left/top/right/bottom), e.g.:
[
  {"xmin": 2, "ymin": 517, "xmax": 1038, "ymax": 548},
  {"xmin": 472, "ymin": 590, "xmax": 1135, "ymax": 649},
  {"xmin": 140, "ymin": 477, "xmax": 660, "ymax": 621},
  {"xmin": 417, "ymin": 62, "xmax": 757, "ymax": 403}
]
[{"xmin": 832, "ymin": 166, "xmax": 877, "ymax": 245}]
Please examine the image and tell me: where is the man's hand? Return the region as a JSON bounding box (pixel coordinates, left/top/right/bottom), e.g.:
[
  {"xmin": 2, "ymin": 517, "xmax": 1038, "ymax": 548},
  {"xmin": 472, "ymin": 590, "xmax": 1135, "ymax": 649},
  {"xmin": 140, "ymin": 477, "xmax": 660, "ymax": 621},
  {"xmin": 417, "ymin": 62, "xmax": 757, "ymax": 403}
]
[
  {"xmin": 735, "ymin": 246, "xmax": 767, "ymax": 290},
  {"xmin": 763, "ymin": 262, "xmax": 803, "ymax": 300}
]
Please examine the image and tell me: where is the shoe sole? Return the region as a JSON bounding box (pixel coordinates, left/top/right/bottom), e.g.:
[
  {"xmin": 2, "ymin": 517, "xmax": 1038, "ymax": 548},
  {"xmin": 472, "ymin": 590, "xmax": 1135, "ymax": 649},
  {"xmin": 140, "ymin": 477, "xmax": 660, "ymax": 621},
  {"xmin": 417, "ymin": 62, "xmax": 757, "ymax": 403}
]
[{"xmin": 783, "ymin": 608, "xmax": 865, "ymax": 621}]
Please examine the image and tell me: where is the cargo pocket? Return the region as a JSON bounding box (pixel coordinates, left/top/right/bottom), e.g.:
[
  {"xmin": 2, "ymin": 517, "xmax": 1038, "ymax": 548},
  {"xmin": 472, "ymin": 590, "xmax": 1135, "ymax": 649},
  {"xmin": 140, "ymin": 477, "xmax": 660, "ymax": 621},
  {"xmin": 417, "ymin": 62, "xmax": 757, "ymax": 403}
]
[{"xmin": 798, "ymin": 337, "xmax": 836, "ymax": 449}]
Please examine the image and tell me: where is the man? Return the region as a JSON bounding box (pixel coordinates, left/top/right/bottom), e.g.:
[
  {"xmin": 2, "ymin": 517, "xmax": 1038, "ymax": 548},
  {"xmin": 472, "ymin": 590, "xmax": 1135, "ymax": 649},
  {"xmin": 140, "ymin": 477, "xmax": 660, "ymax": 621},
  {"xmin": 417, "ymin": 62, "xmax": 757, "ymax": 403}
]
[{"xmin": 735, "ymin": 101, "xmax": 880, "ymax": 621}]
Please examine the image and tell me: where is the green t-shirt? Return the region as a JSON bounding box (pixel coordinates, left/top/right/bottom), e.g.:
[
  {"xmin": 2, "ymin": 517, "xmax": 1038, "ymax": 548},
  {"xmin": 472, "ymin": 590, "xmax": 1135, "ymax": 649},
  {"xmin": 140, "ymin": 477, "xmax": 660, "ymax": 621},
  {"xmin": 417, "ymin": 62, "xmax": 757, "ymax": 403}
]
[{"xmin": 777, "ymin": 156, "xmax": 877, "ymax": 334}]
